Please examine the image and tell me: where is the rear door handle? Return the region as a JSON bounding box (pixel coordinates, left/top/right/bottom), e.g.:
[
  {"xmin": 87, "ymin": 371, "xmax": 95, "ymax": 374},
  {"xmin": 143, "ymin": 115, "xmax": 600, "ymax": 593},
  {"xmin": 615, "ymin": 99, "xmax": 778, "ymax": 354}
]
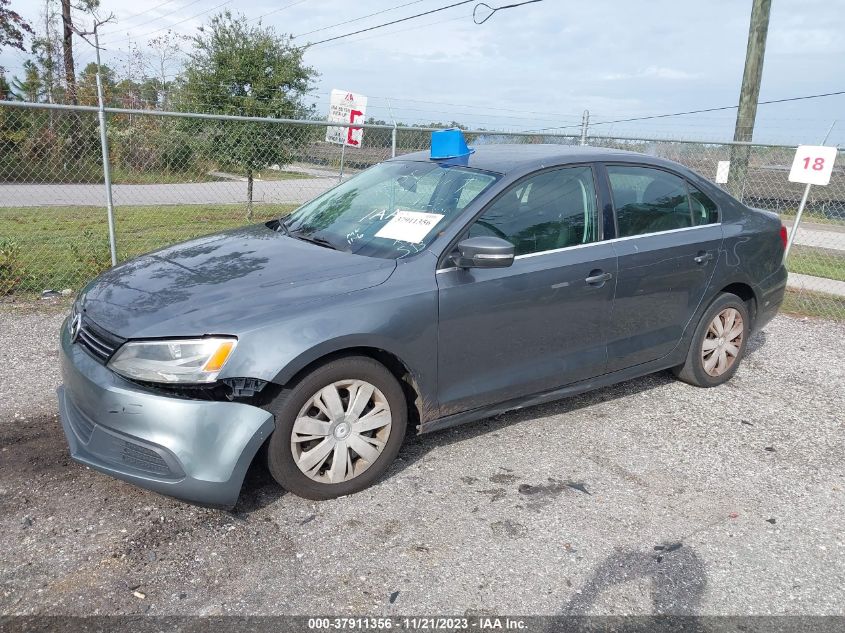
[
  {"xmin": 693, "ymin": 252, "xmax": 714, "ymax": 265},
  {"xmin": 585, "ymin": 271, "xmax": 613, "ymax": 285}
]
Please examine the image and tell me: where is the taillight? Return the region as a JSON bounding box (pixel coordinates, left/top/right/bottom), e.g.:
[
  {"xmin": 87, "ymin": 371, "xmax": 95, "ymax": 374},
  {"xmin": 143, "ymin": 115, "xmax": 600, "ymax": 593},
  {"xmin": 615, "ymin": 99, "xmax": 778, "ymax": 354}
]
[{"xmin": 780, "ymin": 225, "xmax": 788, "ymax": 249}]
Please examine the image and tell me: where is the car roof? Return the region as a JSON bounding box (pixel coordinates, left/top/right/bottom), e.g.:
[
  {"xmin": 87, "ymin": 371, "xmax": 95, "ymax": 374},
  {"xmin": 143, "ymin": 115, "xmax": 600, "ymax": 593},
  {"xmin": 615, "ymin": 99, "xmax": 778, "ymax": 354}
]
[{"xmin": 392, "ymin": 143, "xmax": 657, "ymax": 175}]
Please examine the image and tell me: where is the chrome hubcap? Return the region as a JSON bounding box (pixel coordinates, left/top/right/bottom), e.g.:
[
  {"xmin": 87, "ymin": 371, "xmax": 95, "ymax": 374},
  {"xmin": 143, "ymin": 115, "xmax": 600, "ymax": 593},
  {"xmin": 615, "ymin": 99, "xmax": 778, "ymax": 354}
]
[
  {"xmin": 702, "ymin": 307, "xmax": 744, "ymax": 377},
  {"xmin": 291, "ymin": 379, "xmax": 392, "ymax": 484}
]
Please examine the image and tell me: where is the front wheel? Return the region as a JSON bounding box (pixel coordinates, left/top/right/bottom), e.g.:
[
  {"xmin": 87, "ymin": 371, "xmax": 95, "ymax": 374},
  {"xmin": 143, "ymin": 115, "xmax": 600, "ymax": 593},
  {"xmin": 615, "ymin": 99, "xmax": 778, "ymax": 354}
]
[
  {"xmin": 673, "ymin": 293, "xmax": 750, "ymax": 387},
  {"xmin": 266, "ymin": 356, "xmax": 407, "ymax": 500}
]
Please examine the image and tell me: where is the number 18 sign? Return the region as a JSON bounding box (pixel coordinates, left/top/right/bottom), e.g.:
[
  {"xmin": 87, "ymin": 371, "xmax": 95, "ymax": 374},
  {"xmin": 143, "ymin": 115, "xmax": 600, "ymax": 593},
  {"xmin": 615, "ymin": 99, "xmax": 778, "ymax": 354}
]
[{"xmin": 787, "ymin": 145, "xmax": 838, "ymax": 186}]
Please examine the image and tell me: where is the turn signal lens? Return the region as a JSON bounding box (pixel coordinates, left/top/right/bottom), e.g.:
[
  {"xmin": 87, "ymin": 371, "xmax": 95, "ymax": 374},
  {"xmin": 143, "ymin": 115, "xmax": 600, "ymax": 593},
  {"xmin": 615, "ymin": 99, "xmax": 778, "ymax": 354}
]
[{"xmin": 202, "ymin": 340, "xmax": 236, "ymax": 372}]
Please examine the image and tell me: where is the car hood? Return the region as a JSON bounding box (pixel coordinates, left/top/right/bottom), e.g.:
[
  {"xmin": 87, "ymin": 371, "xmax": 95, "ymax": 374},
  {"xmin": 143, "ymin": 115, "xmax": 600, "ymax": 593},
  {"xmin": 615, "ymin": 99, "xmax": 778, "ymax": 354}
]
[{"xmin": 78, "ymin": 224, "xmax": 397, "ymax": 338}]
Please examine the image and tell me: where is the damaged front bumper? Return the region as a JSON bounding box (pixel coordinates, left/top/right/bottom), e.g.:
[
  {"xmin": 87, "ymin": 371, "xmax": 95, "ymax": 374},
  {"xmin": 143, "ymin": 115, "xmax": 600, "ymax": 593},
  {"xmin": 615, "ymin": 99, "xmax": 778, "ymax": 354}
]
[{"xmin": 56, "ymin": 323, "xmax": 274, "ymax": 508}]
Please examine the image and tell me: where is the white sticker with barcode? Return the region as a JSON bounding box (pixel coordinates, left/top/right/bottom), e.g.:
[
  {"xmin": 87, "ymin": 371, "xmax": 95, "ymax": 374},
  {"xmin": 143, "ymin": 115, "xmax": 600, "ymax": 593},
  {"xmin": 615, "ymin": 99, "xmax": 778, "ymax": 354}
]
[{"xmin": 374, "ymin": 210, "xmax": 444, "ymax": 244}]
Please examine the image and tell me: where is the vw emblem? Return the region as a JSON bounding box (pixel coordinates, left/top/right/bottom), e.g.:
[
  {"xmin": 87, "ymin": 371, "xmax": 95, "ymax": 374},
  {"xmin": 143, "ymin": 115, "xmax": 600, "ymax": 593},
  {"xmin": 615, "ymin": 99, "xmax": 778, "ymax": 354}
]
[{"xmin": 70, "ymin": 314, "xmax": 83, "ymax": 343}]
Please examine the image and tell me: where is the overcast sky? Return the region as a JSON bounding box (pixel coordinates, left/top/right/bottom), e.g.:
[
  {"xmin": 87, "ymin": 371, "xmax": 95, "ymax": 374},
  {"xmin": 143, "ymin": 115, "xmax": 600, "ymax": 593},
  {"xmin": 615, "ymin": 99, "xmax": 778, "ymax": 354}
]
[{"xmin": 3, "ymin": 0, "xmax": 844, "ymax": 144}]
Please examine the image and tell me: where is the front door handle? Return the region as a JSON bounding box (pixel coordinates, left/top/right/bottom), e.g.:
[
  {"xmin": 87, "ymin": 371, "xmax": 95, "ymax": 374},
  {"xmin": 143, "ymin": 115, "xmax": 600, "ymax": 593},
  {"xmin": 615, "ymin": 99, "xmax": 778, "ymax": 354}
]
[
  {"xmin": 585, "ymin": 271, "xmax": 613, "ymax": 285},
  {"xmin": 693, "ymin": 251, "xmax": 714, "ymax": 265}
]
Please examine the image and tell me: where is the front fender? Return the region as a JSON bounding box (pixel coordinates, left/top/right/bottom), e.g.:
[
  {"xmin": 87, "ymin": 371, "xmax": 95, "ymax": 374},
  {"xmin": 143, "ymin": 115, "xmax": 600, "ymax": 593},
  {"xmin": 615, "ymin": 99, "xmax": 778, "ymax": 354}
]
[{"xmin": 219, "ymin": 266, "xmax": 440, "ymax": 421}]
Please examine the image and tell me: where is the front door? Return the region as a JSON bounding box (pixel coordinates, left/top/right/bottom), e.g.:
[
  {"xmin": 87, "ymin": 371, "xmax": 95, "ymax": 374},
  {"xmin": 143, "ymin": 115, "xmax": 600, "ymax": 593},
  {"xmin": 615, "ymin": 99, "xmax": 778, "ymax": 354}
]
[
  {"xmin": 603, "ymin": 164, "xmax": 723, "ymax": 371},
  {"xmin": 436, "ymin": 165, "xmax": 617, "ymax": 416}
]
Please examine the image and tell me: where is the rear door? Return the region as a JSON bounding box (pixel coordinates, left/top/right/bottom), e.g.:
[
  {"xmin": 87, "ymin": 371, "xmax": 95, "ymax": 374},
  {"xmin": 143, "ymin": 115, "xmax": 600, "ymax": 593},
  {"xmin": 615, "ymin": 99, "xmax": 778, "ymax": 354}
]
[
  {"xmin": 436, "ymin": 165, "xmax": 617, "ymax": 414},
  {"xmin": 603, "ymin": 164, "xmax": 723, "ymax": 371}
]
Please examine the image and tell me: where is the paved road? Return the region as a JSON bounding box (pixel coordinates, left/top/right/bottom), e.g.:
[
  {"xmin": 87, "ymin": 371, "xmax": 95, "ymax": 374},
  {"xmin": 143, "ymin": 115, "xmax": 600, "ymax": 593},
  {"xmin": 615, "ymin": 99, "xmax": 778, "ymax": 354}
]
[
  {"xmin": 0, "ymin": 179, "xmax": 334, "ymax": 208},
  {"xmin": 1, "ymin": 301, "xmax": 843, "ymax": 616},
  {"xmin": 788, "ymin": 272, "xmax": 845, "ymax": 297},
  {"xmin": 792, "ymin": 224, "xmax": 845, "ymax": 251}
]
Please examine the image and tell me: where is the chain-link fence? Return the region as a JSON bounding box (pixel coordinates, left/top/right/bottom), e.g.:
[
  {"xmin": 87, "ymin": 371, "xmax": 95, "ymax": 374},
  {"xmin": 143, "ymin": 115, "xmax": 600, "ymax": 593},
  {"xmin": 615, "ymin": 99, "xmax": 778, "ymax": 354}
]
[{"xmin": 1, "ymin": 100, "xmax": 843, "ymax": 319}]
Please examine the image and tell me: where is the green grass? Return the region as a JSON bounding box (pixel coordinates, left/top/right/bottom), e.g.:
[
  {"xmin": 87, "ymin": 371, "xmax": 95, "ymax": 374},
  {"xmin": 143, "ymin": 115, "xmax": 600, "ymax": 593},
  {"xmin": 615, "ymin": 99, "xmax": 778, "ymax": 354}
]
[
  {"xmin": 253, "ymin": 169, "xmax": 313, "ymax": 181},
  {"xmin": 0, "ymin": 203, "xmax": 297, "ymax": 293},
  {"xmin": 109, "ymin": 167, "xmax": 217, "ymax": 185},
  {"xmin": 787, "ymin": 245, "xmax": 845, "ymax": 282},
  {"xmin": 109, "ymin": 168, "xmax": 310, "ymax": 184},
  {"xmin": 781, "ymin": 288, "xmax": 845, "ymax": 320}
]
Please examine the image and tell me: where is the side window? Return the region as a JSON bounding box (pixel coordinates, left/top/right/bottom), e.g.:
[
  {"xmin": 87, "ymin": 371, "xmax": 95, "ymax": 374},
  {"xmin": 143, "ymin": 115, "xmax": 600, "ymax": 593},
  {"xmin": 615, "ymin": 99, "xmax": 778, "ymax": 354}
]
[
  {"xmin": 688, "ymin": 184, "xmax": 719, "ymax": 226},
  {"xmin": 467, "ymin": 166, "xmax": 599, "ymax": 256},
  {"xmin": 607, "ymin": 165, "xmax": 692, "ymax": 237}
]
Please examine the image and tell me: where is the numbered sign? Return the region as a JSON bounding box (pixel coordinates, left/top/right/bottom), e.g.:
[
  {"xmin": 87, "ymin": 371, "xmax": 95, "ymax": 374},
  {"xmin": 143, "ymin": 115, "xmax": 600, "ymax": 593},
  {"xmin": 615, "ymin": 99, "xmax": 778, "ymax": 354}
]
[{"xmin": 788, "ymin": 145, "xmax": 838, "ymax": 186}]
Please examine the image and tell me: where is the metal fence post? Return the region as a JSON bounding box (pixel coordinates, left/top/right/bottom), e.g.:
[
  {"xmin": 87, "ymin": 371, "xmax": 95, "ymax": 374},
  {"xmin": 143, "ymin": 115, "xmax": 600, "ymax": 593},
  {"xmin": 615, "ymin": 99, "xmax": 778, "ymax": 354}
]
[
  {"xmin": 94, "ymin": 27, "xmax": 118, "ymax": 267},
  {"xmin": 338, "ymin": 139, "xmax": 346, "ymax": 183},
  {"xmin": 387, "ymin": 97, "xmax": 398, "ymax": 158}
]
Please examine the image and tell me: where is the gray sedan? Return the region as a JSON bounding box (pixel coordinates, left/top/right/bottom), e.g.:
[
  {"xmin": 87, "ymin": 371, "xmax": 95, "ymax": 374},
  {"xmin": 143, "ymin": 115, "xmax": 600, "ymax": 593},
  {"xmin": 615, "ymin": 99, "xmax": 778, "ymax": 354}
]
[{"xmin": 57, "ymin": 142, "xmax": 787, "ymax": 507}]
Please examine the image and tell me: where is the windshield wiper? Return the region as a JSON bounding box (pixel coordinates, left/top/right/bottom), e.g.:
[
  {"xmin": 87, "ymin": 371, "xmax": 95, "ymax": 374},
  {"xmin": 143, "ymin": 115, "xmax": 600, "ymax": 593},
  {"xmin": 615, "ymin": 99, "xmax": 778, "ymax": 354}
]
[{"xmin": 290, "ymin": 231, "xmax": 340, "ymax": 251}]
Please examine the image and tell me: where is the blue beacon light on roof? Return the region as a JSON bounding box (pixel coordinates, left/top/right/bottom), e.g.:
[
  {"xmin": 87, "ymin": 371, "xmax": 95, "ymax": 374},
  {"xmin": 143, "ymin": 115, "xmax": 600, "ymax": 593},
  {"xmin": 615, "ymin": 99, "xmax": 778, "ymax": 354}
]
[{"xmin": 430, "ymin": 128, "xmax": 475, "ymax": 166}]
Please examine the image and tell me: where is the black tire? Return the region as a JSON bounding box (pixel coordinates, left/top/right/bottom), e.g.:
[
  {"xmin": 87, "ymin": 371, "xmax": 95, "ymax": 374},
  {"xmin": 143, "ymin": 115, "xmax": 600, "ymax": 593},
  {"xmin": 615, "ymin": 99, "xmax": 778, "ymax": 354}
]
[
  {"xmin": 673, "ymin": 292, "xmax": 751, "ymax": 388},
  {"xmin": 266, "ymin": 356, "xmax": 407, "ymax": 500}
]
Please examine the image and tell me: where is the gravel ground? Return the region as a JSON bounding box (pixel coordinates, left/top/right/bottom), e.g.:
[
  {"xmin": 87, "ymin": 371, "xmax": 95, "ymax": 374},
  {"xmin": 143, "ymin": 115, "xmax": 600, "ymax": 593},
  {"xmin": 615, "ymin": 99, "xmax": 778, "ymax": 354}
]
[{"xmin": 0, "ymin": 299, "xmax": 843, "ymax": 616}]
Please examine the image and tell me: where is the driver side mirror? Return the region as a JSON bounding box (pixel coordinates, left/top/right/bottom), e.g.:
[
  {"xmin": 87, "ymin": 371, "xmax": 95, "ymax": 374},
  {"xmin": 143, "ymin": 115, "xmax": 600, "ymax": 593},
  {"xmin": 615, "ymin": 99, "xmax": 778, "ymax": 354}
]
[{"xmin": 454, "ymin": 236, "xmax": 515, "ymax": 269}]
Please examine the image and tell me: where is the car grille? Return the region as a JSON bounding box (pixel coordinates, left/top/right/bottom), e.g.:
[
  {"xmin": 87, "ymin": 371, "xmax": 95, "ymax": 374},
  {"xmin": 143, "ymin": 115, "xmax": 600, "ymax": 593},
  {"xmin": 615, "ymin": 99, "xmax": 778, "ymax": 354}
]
[{"xmin": 75, "ymin": 316, "xmax": 125, "ymax": 364}]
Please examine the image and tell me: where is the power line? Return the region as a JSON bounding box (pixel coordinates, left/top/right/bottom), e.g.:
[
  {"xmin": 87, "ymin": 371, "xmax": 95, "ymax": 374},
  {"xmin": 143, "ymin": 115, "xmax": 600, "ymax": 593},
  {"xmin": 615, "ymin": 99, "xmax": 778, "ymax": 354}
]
[
  {"xmin": 100, "ymin": 0, "xmax": 208, "ymax": 38},
  {"xmin": 100, "ymin": 0, "xmax": 311, "ymax": 48},
  {"xmin": 246, "ymin": 0, "xmax": 313, "ymax": 25},
  {"xmin": 306, "ymin": 12, "xmax": 467, "ymax": 50},
  {"xmin": 98, "ymin": 0, "xmax": 234, "ymax": 46},
  {"xmin": 473, "ymin": 0, "xmax": 543, "ymax": 24},
  {"xmin": 108, "ymin": 0, "xmax": 186, "ymax": 27},
  {"xmin": 293, "ymin": 0, "xmax": 427, "ymax": 38},
  {"xmin": 533, "ymin": 90, "xmax": 845, "ymax": 133},
  {"xmin": 303, "ymin": 0, "xmax": 474, "ymax": 47}
]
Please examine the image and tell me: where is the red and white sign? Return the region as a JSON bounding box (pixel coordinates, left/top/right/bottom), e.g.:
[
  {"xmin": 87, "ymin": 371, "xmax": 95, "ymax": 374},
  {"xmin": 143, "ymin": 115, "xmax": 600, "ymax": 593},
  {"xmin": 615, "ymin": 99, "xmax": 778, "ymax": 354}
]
[
  {"xmin": 788, "ymin": 145, "xmax": 838, "ymax": 186},
  {"xmin": 326, "ymin": 89, "xmax": 368, "ymax": 147}
]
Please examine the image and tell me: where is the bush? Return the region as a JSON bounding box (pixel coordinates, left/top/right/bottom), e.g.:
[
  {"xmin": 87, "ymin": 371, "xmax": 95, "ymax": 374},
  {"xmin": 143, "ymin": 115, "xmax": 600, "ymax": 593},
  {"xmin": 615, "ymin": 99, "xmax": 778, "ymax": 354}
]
[
  {"xmin": 110, "ymin": 120, "xmax": 197, "ymax": 174},
  {"xmin": 0, "ymin": 239, "xmax": 24, "ymax": 295}
]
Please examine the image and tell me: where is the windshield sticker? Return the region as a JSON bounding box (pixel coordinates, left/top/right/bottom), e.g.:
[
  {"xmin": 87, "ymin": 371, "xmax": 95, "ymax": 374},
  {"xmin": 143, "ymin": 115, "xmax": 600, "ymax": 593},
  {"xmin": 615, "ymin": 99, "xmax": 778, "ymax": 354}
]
[{"xmin": 375, "ymin": 210, "xmax": 444, "ymax": 244}]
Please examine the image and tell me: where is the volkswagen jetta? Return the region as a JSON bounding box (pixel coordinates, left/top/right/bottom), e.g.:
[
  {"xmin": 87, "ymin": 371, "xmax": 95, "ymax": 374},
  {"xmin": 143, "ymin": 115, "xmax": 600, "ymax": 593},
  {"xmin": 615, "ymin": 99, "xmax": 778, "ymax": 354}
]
[{"xmin": 57, "ymin": 136, "xmax": 787, "ymax": 507}]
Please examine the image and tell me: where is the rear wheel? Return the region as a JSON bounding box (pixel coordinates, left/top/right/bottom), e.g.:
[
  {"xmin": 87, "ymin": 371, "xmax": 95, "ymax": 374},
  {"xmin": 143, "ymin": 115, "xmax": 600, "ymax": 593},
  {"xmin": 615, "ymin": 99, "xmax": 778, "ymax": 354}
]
[
  {"xmin": 673, "ymin": 293, "xmax": 750, "ymax": 387},
  {"xmin": 266, "ymin": 356, "xmax": 407, "ymax": 500}
]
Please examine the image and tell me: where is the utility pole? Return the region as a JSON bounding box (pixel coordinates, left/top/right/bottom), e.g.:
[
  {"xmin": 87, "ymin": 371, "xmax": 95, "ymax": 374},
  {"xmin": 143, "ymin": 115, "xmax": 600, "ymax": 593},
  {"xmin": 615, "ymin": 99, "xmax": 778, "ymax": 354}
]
[
  {"xmin": 727, "ymin": 0, "xmax": 772, "ymax": 199},
  {"xmin": 579, "ymin": 109, "xmax": 590, "ymax": 146}
]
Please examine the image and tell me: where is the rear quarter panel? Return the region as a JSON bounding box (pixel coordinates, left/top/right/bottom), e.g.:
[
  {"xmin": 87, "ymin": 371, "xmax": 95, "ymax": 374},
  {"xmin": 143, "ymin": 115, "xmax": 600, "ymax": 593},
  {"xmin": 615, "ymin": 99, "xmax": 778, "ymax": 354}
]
[{"xmin": 707, "ymin": 191, "xmax": 787, "ymax": 328}]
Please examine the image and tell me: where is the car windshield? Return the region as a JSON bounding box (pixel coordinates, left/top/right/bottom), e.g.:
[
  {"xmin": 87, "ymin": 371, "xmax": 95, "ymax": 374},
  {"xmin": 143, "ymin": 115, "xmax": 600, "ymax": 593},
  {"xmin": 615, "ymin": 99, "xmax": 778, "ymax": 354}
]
[{"xmin": 282, "ymin": 160, "xmax": 499, "ymax": 259}]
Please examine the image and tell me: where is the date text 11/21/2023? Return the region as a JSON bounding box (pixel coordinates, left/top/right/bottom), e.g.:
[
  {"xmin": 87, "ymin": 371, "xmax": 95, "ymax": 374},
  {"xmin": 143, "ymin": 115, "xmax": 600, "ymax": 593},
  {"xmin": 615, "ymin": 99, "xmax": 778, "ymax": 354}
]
[{"xmin": 307, "ymin": 617, "xmax": 529, "ymax": 630}]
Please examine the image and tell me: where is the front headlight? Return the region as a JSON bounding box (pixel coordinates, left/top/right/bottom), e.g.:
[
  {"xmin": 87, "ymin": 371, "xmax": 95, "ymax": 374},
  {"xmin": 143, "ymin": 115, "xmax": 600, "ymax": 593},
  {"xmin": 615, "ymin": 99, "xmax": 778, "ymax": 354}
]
[{"xmin": 107, "ymin": 337, "xmax": 237, "ymax": 384}]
